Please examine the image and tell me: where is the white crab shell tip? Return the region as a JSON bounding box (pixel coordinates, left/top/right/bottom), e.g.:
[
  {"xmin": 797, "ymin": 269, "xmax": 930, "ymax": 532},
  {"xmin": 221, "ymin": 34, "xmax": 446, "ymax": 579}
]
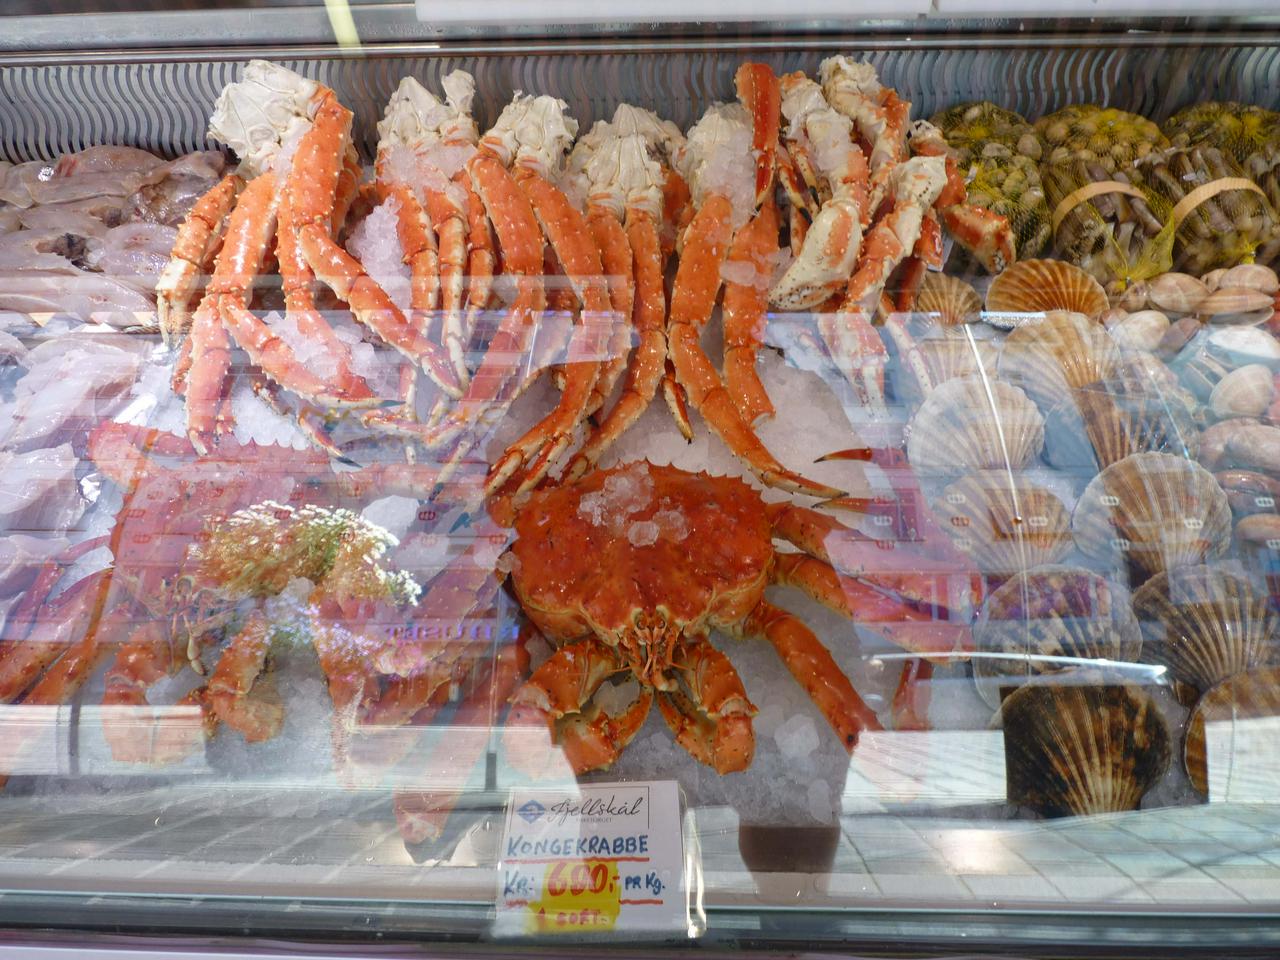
[
  {"xmin": 210, "ymin": 60, "xmax": 321, "ymax": 177},
  {"xmin": 483, "ymin": 93, "xmax": 579, "ymax": 176}
]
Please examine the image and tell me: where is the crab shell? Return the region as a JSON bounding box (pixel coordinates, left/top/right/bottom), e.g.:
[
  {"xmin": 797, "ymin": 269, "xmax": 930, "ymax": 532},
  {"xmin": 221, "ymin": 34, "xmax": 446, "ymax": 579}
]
[{"xmin": 508, "ymin": 462, "xmax": 771, "ymax": 688}]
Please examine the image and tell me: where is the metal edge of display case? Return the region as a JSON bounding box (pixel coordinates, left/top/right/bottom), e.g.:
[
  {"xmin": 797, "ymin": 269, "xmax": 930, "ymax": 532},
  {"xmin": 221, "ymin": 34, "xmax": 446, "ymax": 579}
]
[
  {"xmin": 1, "ymin": 29, "xmax": 1280, "ymax": 162},
  {"xmin": 2, "ymin": 892, "xmax": 1280, "ymax": 957}
]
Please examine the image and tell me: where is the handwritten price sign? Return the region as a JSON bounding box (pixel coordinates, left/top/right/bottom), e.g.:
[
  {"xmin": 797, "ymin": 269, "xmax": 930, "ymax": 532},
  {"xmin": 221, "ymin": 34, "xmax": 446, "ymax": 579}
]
[{"xmin": 495, "ymin": 781, "xmax": 686, "ymax": 937}]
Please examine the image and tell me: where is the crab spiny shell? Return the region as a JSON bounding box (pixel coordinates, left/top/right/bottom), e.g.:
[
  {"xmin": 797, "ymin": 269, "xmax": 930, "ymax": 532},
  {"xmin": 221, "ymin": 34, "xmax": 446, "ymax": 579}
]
[
  {"xmin": 1132, "ymin": 564, "xmax": 1280, "ymax": 695},
  {"xmin": 935, "ymin": 473, "xmax": 1072, "ymax": 580},
  {"xmin": 1071, "ymin": 451, "xmax": 1231, "ymax": 584},
  {"xmin": 973, "ymin": 565, "xmax": 1142, "ymax": 708},
  {"xmin": 905, "ymin": 376, "xmax": 1045, "ymax": 474},
  {"xmin": 1001, "ymin": 682, "xmax": 1171, "ymax": 817}
]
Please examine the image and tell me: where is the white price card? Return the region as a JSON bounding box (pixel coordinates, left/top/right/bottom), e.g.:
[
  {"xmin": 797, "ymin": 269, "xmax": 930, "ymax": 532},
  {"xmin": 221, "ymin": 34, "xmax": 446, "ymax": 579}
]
[{"xmin": 495, "ymin": 780, "xmax": 688, "ymax": 937}]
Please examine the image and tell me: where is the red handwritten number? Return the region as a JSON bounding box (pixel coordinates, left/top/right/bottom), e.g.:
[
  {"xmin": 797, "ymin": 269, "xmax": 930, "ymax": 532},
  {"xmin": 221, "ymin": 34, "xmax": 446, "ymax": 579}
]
[
  {"xmin": 546, "ymin": 861, "xmax": 568, "ymax": 897},
  {"xmin": 590, "ymin": 862, "xmax": 608, "ymax": 893},
  {"xmin": 570, "ymin": 863, "xmax": 589, "ymax": 895}
]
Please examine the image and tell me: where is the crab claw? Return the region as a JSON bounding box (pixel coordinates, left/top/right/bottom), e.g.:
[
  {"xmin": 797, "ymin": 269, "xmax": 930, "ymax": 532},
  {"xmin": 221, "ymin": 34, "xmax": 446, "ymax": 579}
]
[
  {"xmin": 734, "ymin": 62, "xmax": 781, "ymax": 209},
  {"xmin": 940, "ymin": 203, "xmax": 1016, "ymax": 274}
]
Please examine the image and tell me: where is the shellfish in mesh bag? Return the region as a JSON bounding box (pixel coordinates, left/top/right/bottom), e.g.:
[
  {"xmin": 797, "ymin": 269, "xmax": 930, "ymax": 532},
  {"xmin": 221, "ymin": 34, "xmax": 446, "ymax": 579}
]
[
  {"xmin": 1131, "ymin": 564, "xmax": 1280, "ymax": 698},
  {"xmin": 931, "ymin": 100, "xmax": 1044, "ymax": 163},
  {"xmin": 1243, "ymin": 136, "xmax": 1280, "ymax": 227},
  {"xmin": 1183, "ymin": 665, "xmax": 1280, "ymax": 796},
  {"xmin": 972, "ymin": 565, "xmax": 1142, "ymax": 709},
  {"xmin": 1163, "ymin": 101, "xmax": 1280, "ymax": 166},
  {"xmin": 934, "ymin": 472, "xmax": 1072, "ymax": 581},
  {"xmin": 1071, "ymin": 450, "xmax": 1232, "ymax": 585},
  {"xmin": 930, "ymin": 102, "xmax": 1051, "ymax": 258},
  {"xmin": 1133, "ymin": 144, "xmax": 1280, "ymax": 274},
  {"xmin": 1040, "ymin": 158, "xmax": 1176, "ymax": 292},
  {"xmin": 1034, "ymin": 105, "xmax": 1169, "ymax": 171},
  {"xmin": 999, "ymin": 682, "xmax": 1172, "ymax": 818}
]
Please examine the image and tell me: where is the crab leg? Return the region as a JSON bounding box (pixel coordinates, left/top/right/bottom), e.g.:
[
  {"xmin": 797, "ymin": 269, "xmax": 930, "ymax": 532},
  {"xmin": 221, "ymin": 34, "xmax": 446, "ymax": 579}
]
[
  {"xmin": 486, "ymin": 169, "xmax": 609, "ymax": 494},
  {"xmin": 0, "ymin": 569, "xmax": 106, "ymax": 703},
  {"xmin": 722, "ymin": 199, "xmax": 779, "ymax": 425},
  {"xmin": 669, "ymin": 195, "xmax": 842, "ymax": 499},
  {"xmin": 584, "ymin": 203, "xmax": 636, "ymax": 417},
  {"xmin": 741, "ymin": 600, "xmax": 882, "ymax": 751},
  {"xmin": 157, "ymin": 173, "xmax": 241, "ymax": 346},
  {"xmin": 206, "ymin": 610, "xmax": 284, "ymax": 742},
  {"xmin": 891, "ymin": 657, "xmax": 933, "ymax": 731},
  {"xmin": 392, "ymin": 637, "xmax": 526, "ymax": 844},
  {"xmin": 654, "ymin": 635, "xmax": 756, "ymax": 774},
  {"xmin": 461, "ymin": 175, "xmax": 497, "ymax": 333},
  {"xmin": 735, "ymin": 62, "xmax": 781, "ymax": 209},
  {"xmin": 293, "ymin": 90, "xmax": 460, "ymax": 398},
  {"xmin": 102, "ymin": 621, "xmax": 210, "ymax": 764},
  {"xmin": 505, "ymin": 637, "xmax": 652, "ymax": 776},
  {"xmin": 567, "ymin": 210, "xmax": 668, "ymax": 478}
]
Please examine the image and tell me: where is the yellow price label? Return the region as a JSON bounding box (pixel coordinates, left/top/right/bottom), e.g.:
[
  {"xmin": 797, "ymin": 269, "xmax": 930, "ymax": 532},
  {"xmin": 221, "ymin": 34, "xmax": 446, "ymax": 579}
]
[{"xmin": 526, "ymin": 859, "xmax": 622, "ymax": 933}]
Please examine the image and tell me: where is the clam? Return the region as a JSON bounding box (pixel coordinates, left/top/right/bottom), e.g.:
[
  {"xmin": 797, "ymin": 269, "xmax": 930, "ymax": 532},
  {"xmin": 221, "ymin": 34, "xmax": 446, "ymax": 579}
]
[
  {"xmin": 1132, "ymin": 565, "xmax": 1279, "ymax": 696},
  {"xmin": 998, "ymin": 310, "xmax": 1121, "ymax": 413},
  {"xmin": 1184, "ymin": 666, "xmax": 1280, "ymax": 796},
  {"xmin": 1147, "ymin": 272, "xmax": 1210, "ymax": 314},
  {"xmin": 1215, "ymin": 469, "xmax": 1280, "ymax": 518},
  {"xmin": 985, "ymin": 259, "xmax": 1109, "ymax": 319},
  {"xmin": 1155, "ymin": 316, "xmax": 1202, "ymax": 359},
  {"xmin": 915, "ymin": 273, "xmax": 982, "ymax": 326},
  {"xmin": 1196, "ymin": 286, "xmax": 1275, "ymax": 325},
  {"xmin": 974, "ymin": 566, "xmax": 1142, "ymax": 708},
  {"xmin": 1205, "ymin": 326, "xmax": 1280, "ymax": 369},
  {"xmin": 1201, "ymin": 268, "xmax": 1227, "ymax": 292},
  {"xmin": 1044, "ymin": 382, "xmax": 1199, "ymax": 471},
  {"xmin": 1234, "ymin": 513, "xmax": 1280, "ymax": 570},
  {"xmin": 1072, "ymin": 451, "xmax": 1231, "ymax": 583},
  {"xmin": 1001, "ymin": 682, "xmax": 1171, "ymax": 817},
  {"xmin": 1223, "ymin": 422, "xmax": 1280, "ymax": 474},
  {"xmin": 1209, "ymin": 364, "xmax": 1274, "ymax": 419},
  {"xmin": 905, "ymin": 376, "xmax": 1045, "ymax": 474},
  {"xmin": 1118, "ymin": 281, "xmax": 1150, "ymax": 312},
  {"xmin": 935, "ymin": 473, "xmax": 1071, "ymax": 580},
  {"xmin": 1219, "ymin": 263, "xmax": 1280, "ymax": 296},
  {"xmin": 1198, "ymin": 417, "xmax": 1259, "ymax": 470},
  {"xmin": 1108, "ymin": 310, "xmax": 1170, "ymax": 352}
]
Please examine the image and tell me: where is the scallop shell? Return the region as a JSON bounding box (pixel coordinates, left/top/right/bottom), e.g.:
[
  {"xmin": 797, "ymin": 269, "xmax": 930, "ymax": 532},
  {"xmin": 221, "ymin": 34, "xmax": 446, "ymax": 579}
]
[
  {"xmin": 1002, "ymin": 683, "xmax": 1171, "ymax": 817},
  {"xmin": 913, "ymin": 333, "xmax": 1001, "ymax": 396},
  {"xmin": 973, "ymin": 565, "xmax": 1142, "ymax": 708},
  {"xmin": 1044, "ymin": 382, "xmax": 1200, "ymax": 471},
  {"xmin": 985, "ymin": 259, "xmax": 1109, "ymax": 319},
  {"xmin": 1132, "ymin": 565, "xmax": 1279, "ymax": 696},
  {"xmin": 916, "ymin": 273, "xmax": 982, "ymax": 326},
  {"xmin": 998, "ymin": 310, "xmax": 1122, "ymax": 412},
  {"xmin": 935, "ymin": 473, "xmax": 1072, "ymax": 580},
  {"xmin": 1184, "ymin": 666, "xmax": 1280, "ymax": 796},
  {"xmin": 1072, "ymin": 451, "xmax": 1232, "ymax": 583},
  {"xmin": 905, "ymin": 376, "xmax": 1045, "ymax": 474}
]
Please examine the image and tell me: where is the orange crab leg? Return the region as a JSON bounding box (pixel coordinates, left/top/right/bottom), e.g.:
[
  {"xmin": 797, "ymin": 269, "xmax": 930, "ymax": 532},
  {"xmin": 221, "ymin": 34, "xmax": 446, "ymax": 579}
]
[
  {"xmin": 206, "ymin": 610, "xmax": 284, "ymax": 743},
  {"xmin": 505, "ymin": 637, "xmax": 645, "ymax": 776},
  {"xmin": 742, "ymin": 600, "xmax": 882, "ymax": 751},
  {"xmin": 0, "ymin": 569, "xmax": 106, "ymax": 704},
  {"xmin": 461, "ymin": 175, "xmax": 497, "ymax": 328},
  {"xmin": 891, "ymin": 657, "xmax": 933, "ymax": 731},
  {"xmin": 655, "ymin": 636, "xmax": 755, "ymax": 774},
  {"xmin": 584, "ymin": 204, "xmax": 636, "ymax": 418},
  {"xmin": 157, "ymin": 172, "xmax": 242, "ymax": 345},
  {"xmin": 735, "ymin": 62, "xmax": 781, "ymax": 209},
  {"xmin": 669, "ymin": 194, "xmax": 842, "ymax": 500},
  {"xmin": 293, "ymin": 90, "xmax": 460, "ymax": 398},
  {"xmin": 568, "ymin": 211, "xmax": 668, "ymax": 478},
  {"xmin": 722, "ymin": 198, "xmax": 780, "ymax": 425}
]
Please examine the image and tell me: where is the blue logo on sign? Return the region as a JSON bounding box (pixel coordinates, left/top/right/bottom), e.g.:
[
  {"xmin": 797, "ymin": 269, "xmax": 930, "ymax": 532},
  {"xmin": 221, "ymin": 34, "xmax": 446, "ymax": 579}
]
[{"xmin": 517, "ymin": 799, "xmax": 545, "ymax": 824}]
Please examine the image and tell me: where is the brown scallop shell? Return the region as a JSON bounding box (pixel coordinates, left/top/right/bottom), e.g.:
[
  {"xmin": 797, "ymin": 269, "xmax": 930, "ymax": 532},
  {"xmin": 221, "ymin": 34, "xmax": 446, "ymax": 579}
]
[
  {"xmin": 935, "ymin": 473, "xmax": 1072, "ymax": 580},
  {"xmin": 1132, "ymin": 565, "xmax": 1279, "ymax": 695},
  {"xmin": 1071, "ymin": 451, "xmax": 1232, "ymax": 584},
  {"xmin": 913, "ymin": 333, "xmax": 1001, "ymax": 396},
  {"xmin": 916, "ymin": 273, "xmax": 982, "ymax": 326},
  {"xmin": 973, "ymin": 565, "xmax": 1142, "ymax": 708},
  {"xmin": 1184, "ymin": 666, "xmax": 1280, "ymax": 796},
  {"xmin": 1001, "ymin": 682, "xmax": 1171, "ymax": 817},
  {"xmin": 998, "ymin": 310, "xmax": 1122, "ymax": 413},
  {"xmin": 905, "ymin": 376, "xmax": 1045, "ymax": 474},
  {"xmin": 1043, "ymin": 381, "xmax": 1201, "ymax": 472},
  {"xmin": 985, "ymin": 259, "xmax": 1110, "ymax": 319}
]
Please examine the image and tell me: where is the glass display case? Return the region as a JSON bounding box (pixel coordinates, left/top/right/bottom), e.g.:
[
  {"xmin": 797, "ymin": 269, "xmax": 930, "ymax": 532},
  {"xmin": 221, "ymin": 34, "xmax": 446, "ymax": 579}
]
[{"xmin": 1, "ymin": 3, "xmax": 1280, "ymax": 956}]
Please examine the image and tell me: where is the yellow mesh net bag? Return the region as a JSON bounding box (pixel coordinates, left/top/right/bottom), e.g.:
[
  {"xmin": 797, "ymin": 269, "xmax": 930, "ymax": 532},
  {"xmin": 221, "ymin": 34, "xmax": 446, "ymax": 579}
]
[
  {"xmin": 1035, "ymin": 105, "xmax": 1168, "ymax": 172},
  {"xmin": 1133, "ymin": 144, "xmax": 1280, "ymax": 273},
  {"xmin": 1040, "ymin": 156, "xmax": 1175, "ymax": 295},
  {"xmin": 1164, "ymin": 101, "xmax": 1280, "ymax": 165},
  {"xmin": 931, "ymin": 101, "xmax": 1051, "ymax": 259}
]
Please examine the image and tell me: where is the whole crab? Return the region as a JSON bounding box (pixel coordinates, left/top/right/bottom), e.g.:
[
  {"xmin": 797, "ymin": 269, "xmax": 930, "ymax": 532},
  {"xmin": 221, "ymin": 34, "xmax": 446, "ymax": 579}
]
[{"xmin": 501, "ymin": 460, "xmax": 972, "ymax": 776}]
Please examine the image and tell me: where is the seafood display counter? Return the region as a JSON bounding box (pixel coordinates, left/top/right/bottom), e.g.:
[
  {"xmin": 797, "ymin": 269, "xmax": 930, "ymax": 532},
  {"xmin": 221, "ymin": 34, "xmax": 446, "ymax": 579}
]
[{"xmin": 2, "ymin": 10, "xmax": 1280, "ymax": 956}]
